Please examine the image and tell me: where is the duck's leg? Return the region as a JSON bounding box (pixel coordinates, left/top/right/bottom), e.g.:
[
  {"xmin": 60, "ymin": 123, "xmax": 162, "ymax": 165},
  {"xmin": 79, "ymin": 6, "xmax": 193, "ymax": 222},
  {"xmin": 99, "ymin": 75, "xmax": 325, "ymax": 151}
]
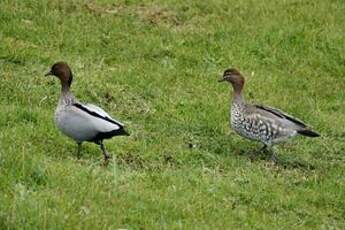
[
  {"xmin": 99, "ymin": 141, "xmax": 111, "ymax": 162},
  {"xmin": 258, "ymin": 144, "xmax": 279, "ymax": 163},
  {"xmin": 251, "ymin": 144, "xmax": 267, "ymax": 155},
  {"xmin": 76, "ymin": 142, "xmax": 82, "ymax": 159},
  {"xmin": 249, "ymin": 144, "xmax": 268, "ymax": 160},
  {"xmin": 258, "ymin": 144, "xmax": 268, "ymax": 153},
  {"xmin": 268, "ymin": 146, "xmax": 279, "ymax": 164}
]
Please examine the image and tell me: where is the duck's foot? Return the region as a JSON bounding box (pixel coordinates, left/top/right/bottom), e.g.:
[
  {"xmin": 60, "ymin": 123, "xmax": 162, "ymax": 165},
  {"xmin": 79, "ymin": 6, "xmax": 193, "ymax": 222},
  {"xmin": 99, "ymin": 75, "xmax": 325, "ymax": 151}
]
[
  {"xmin": 250, "ymin": 145, "xmax": 280, "ymax": 164},
  {"xmin": 100, "ymin": 141, "xmax": 111, "ymax": 165},
  {"xmin": 255, "ymin": 145, "xmax": 268, "ymax": 154},
  {"xmin": 259, "ymin": 144, "xmax": 268, "ymax": 152},
  {"xmin": 104, "ymin": 153, "xmax": 111, "ymax": 160},
  {"xmin": 270, "ymin": 153, "xmax": 279, "ymax": 164},
  {"xmin": 249, "ymin": 144, "xmax": 268, "ymax": 160},
  {"xmin": 102, "ymin": 156, "xmax": 111, "ymax": 166},
  {"xmin": 76, "ymin": 143, "xmax": 82, "ymax": 159}
]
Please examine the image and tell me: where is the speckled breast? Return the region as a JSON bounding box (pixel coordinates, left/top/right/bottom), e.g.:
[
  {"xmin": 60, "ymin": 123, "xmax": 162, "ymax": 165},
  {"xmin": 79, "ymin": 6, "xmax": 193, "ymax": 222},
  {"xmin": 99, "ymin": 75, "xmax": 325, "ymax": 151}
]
[{"xmin": 231, "ymin": 103, "xmax": 272, "ymax": 144}]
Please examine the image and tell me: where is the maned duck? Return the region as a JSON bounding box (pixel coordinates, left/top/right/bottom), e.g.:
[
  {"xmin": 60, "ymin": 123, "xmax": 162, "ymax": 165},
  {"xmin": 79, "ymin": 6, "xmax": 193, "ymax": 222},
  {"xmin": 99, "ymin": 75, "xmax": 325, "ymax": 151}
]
[
  {"xmin": 219, "ymin": 68, "xmax": 319, "ymax": 160},
  {"xmin": 45, "ymin": 62, "xmax": 129, "ymax": 162}
]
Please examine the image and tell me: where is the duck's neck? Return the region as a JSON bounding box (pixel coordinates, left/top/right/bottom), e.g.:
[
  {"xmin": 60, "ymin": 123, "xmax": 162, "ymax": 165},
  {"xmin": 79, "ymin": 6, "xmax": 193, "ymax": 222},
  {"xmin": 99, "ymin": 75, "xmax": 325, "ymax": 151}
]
[
  {"xmin": 59, "ymin": 83, "xmax": 75, "ymax": 105},
  {"xmin": 61, "ymin": 83, "xmax": 70, "ymax": 93},
  {"xmin": 232, "ymin": 85, "xmax": 245, "ymax": 107}
]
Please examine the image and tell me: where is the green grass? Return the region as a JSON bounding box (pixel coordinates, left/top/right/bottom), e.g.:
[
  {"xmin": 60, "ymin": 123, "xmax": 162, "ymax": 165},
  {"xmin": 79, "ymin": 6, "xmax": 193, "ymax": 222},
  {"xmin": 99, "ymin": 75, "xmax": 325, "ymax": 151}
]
[{"xmin": 0, "ymin": 0, "xmax": 345, "ymax": 229}]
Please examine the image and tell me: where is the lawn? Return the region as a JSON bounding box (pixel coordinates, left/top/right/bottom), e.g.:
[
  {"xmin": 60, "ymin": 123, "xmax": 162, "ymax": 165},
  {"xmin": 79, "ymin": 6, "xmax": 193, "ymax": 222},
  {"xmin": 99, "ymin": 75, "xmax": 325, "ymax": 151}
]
[{"xmin": 0, "ymin": 0, "xmax": 344, "ymax": 229}]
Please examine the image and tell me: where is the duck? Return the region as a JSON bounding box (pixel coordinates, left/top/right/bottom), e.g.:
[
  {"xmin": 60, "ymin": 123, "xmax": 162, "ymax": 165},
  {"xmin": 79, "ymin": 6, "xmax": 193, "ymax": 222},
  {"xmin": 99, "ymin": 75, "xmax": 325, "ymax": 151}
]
[
  {"xmin": 218, "ymin": 68, "xmax": 319, "ymax": 160},
  {"xmin": 45, "ymin": 62, "xmax": 129, "ymax": 162}
]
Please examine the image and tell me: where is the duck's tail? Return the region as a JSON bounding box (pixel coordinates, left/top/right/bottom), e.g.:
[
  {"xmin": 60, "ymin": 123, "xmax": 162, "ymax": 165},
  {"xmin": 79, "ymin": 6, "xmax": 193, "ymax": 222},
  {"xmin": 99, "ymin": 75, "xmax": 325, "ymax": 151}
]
[{"xmin": 297, "ymin": 129, "xmax": 320, "ymax": 137}]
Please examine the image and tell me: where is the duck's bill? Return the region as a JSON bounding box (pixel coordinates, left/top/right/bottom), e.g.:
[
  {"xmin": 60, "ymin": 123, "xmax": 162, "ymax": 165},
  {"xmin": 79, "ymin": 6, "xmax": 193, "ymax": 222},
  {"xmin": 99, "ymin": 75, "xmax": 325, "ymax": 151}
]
[
  {"xmin": 44, "ymin": 71, "xmax": 52, "ymax": 76},
  {"xmin": 218, "ymin": 78, "xmax": 225, "ymax": 82}
]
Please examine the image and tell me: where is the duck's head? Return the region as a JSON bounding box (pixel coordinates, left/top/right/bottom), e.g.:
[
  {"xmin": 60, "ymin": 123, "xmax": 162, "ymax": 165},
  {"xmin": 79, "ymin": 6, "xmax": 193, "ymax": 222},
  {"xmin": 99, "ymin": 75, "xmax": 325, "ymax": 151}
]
[
  {"xmin": 45, "ymin": 62, "xmax": 73, "ymax": 87},
  {"xmin": 218, "ymin": 68, "xmax": 245, "ymax": 91}
]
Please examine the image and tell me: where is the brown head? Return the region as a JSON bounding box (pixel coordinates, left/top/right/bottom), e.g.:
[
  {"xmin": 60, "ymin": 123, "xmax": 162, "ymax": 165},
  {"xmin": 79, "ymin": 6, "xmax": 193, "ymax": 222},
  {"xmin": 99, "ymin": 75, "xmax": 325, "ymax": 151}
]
[
  {"xmin": 45, "ymin": 62, "xmax": 73, "ymax": 88},
  {"xmin": 218, "ymin": 68, "xmax": 245, "ymax": 93}
]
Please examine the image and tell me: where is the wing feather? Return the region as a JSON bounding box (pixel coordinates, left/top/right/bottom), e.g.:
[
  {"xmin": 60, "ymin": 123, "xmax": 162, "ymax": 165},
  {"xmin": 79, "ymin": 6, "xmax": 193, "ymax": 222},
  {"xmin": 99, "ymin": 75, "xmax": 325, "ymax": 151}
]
[
  {"xmin": 252, "ymin": 104, "xmax": 307, "ymax": 128},
  {"xmin": 73, "ymin": 103, "xmax": 124, "ymax": 129}
]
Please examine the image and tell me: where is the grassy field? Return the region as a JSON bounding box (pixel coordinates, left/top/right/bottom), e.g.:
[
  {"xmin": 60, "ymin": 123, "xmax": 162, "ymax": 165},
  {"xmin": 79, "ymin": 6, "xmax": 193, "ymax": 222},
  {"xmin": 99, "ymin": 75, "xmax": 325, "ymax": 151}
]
[{"xmin": 0, "ymin": 0, "xmax": 345, "ymax": 229}]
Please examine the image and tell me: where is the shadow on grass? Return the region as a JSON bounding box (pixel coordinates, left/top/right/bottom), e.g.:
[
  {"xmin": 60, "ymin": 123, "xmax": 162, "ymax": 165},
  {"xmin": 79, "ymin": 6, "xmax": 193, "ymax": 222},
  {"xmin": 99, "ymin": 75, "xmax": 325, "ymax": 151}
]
[{"xmin": 237, "ymin": 148, "xmax": 316, "ymax": 171}]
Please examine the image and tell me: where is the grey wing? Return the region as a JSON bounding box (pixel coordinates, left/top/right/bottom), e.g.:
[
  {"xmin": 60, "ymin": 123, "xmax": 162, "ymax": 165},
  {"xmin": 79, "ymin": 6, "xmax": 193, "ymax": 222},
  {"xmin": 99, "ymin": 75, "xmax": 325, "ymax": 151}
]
[{"xmin": 251, "ymin": 104, "xmax": 308, "ymax": 128}]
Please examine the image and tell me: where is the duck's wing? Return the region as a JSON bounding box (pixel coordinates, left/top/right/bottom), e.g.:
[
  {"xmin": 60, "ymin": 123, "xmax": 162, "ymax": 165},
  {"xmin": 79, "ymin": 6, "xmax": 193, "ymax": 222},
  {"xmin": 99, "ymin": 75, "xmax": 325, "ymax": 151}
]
[
  {"xmin": 250, "ymin": 104, "xmax": 308, "ymax": 128},
  {"xmin": 72, "ymin": 103, "xmax": 125, "ymax": 129},
  {"xmin": 85, "ymin": 103, "xmax": 125, "ymax": 127}
]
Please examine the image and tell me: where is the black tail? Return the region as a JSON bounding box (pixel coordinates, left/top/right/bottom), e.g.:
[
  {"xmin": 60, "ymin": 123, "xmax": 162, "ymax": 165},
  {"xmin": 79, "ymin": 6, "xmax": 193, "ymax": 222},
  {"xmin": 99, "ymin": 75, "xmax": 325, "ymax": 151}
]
[
  {"xmin": 297, "ymin": 129, "xmax": 320, "ymax": 137},
  {"xmin": 115, "ymin": 128, "xmax": 130, "ymax": 136},
  {"xmin": 92, "ymin": 128, "xmax": 129, "ymax": 142}
]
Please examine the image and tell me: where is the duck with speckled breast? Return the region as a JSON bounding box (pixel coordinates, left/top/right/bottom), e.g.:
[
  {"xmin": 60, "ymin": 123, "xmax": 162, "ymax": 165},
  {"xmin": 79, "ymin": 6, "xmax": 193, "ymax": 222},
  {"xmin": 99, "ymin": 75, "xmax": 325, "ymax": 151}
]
[{"xmin": 219, "ymin": 68, "xmax": 320, "ymax": 161}]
